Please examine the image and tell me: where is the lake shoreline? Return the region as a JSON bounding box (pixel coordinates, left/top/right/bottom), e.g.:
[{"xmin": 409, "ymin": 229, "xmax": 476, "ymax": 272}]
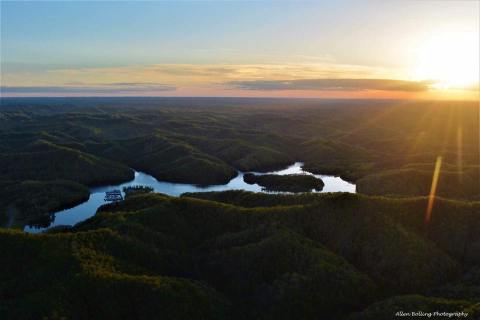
[{"xmin": 23, "ymin": 162, "xmax": 356, "ymax": 233}]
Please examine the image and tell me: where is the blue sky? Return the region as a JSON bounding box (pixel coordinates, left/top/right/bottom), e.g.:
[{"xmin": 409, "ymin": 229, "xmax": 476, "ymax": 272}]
[{"xmin": 1, "ymin": 1, "xmax": 479, "ymax": 98}]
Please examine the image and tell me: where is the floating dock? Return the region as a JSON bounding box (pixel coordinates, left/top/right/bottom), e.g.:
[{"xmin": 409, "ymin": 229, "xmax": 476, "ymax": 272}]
[{"xmin": 104, "ymin": 190, "xmax": 123, "ymax": 202}]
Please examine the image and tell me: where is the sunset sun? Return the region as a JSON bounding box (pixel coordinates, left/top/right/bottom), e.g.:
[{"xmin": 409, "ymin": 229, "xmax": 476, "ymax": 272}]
[
  {"xmin": 1, "ymin": 1, "xmax": 480, "ymax": 319},
  {"xmin": 413, "ymin": 31, "xmax": 479, "ymax": 89}
]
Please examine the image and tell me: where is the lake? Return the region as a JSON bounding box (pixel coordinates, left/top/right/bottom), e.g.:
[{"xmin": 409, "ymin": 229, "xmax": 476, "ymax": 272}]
[{"xmin": 24, "ymin": 162, "xmax": 355, "ymax": 233}]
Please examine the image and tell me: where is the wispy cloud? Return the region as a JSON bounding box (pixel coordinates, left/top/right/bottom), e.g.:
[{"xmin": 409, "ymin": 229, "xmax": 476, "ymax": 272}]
[
  {"xmin": 0, "ymin": 83, "xmax": 176, "ymax": 95},
  {"xmin": 2, "ymin": 63, "xmax": 396, "ymax": 89},
  {"xmin": 5, "ymin": 63, "xmax": 470, "ymax": 98},
  {"xmin": 40, "ymin": 63, "xmax": 394, "ymax": 86},
  {"xmin": 226, "ymin": 79, "xmax": 433, "ymax": 92}
]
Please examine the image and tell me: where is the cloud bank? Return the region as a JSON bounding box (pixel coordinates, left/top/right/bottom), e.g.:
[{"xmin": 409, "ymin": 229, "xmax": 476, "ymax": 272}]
[
  {"xmin": 226, "ymin": 79, "xmax": 433, "ymax": 92},
  {"xmin": 4, "ymin": 63, "xmax": 475, "ymax": 98},
  {"xmin": 0, "ymin": 83, "xmax": 176, "ymax": 95}
]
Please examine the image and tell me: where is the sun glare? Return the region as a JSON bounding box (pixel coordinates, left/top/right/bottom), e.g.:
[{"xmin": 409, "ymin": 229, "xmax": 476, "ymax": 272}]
[{"xmin": 413, "ymin": 31, "xmax": 479, "ymax": 90}]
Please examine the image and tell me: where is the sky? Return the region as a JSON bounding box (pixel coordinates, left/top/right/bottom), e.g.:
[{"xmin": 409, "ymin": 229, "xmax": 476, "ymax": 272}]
[{"xmin": 1, "ymin": 0, "xmax": 479, "ymax": 99}]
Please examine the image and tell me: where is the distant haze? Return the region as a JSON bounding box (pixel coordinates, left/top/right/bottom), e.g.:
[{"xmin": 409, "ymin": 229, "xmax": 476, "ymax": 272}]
[{"xmin": 1, "ymin": 1, "xmax": 478, "ymax": 99}]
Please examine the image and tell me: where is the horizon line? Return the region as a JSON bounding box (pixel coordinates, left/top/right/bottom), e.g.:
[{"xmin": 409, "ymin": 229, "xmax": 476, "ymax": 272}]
[{"xmin": 1, "ymin": 95, "xmax": 479, "ymax": 101}]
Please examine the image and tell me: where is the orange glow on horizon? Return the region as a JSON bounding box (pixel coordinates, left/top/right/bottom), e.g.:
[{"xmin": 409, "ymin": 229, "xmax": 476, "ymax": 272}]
[{"xmin": 4, "ymin": 87, "xmax": 478, "ymax": 100}]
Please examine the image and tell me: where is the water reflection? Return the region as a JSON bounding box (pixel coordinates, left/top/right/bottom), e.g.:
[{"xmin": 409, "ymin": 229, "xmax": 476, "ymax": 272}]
[{"xmin": 24, "ymin": 162, "xmax": 355, "ymax": 233}]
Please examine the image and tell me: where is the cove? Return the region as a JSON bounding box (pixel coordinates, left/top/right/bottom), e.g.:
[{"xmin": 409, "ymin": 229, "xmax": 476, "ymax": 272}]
[{"xmin": 24, "ymin": 162, "xmax": 355, "ymax": 233}]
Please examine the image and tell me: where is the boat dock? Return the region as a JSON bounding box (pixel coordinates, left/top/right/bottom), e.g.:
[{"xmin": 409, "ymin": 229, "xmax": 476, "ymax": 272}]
[{"xmin": 104, "ymin": 190, "xmax": 123, "ymax": 202}]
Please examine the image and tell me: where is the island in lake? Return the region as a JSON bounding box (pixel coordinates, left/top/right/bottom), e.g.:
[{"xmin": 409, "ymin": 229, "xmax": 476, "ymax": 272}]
[
  {"xmin": 243, "ymin": 173, "xmax": 324, "ymax": 192},
  {"xmin": 1, "ymin": 98, "xmax": 479, "ymax": 320},
  {"xmin": 1, "ymin": 0, "xmax": 480, "ymax": 318}
]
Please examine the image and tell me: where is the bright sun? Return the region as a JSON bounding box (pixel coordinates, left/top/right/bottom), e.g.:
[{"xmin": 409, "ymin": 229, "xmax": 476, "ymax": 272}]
[{"xmin": 413, "ymin": 31, "xmax": 479, "ymax": 90}]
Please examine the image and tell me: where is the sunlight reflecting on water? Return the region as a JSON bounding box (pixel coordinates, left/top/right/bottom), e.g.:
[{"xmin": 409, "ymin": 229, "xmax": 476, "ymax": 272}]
[{"xmin": 24, "ymin": 162, "xmax": 355, "ymax": 233}]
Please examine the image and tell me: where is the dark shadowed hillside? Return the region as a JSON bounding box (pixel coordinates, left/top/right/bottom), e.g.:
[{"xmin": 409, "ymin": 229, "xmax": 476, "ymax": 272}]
[
  {"xmin": 1, "ymin": 192, "xmax": 479, "ymax": 319},
  {"xmin": 1, "ymin": 98, "xmax": 479, "ymax": 319}
]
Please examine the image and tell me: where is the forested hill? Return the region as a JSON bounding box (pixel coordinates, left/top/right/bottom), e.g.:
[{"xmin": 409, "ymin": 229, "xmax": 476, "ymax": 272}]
[
  {"xmin": 1, "ymin": 98, "xmax": 479, "ymax": 319},
  {"xmin": 1, "ymin": 191, "xmax": 479, "ymax": 319},
  {"xmin": 1, "ymin": 98, "xmax": 478, "ymax": 227}
]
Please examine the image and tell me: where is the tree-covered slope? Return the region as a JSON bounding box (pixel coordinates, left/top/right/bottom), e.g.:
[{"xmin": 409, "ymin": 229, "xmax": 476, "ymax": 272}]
[
  {"xmin": 356, "ymin": 167, "xmax": 480, "ymax": 200},
  {"xmin": 1, "ymin": 99, "xmax": 478, "ymax": 199},
  {"xmin": 0, "ymin": 180, "xmax": 89, "ymax": 228},
  {"xmin": 0, "ymin": 140, "xmax": 133, "ymax": 186},
  {"xmin": 243, "ymin": 173, "xmax": 324, "ymax": 192},
  {"xmin": 0, "ymin": 229, "xmax": 230, "ymax": 320},
  {"xmin": 87, "ymin": 135, "xmax": 238, "ymax": 185},
  {"xmin": 1, "ymin": 99, "xmax": 479, "ymax": 319},
  {"xmin": 1, "ymin": 191, "xmax": 479, "ymax": 319}
]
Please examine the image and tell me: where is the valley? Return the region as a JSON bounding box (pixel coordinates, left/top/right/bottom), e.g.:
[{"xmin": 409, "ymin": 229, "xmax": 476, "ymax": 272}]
[{"xmin": 0, "ymin": 97, "xmax": 479, "ymax": 319}]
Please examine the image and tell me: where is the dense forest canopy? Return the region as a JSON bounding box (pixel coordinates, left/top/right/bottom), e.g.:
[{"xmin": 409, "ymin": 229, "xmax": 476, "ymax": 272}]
[
  {"xmin": 0, "ymin": 98, "xmax": 479, "ymax": 319},
  {"xmin": 1, "ymin": 192, "xmax": 479, "ymax": 319},
  {"xmin": 243, "ymin": 173, "xmax": 325, "ymax": 192}
]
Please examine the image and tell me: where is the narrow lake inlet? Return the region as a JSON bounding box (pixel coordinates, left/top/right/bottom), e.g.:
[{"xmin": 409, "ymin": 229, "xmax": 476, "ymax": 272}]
[{"xmin": 24, "ymin": 162, "xmax": 355, "ymax": 233}]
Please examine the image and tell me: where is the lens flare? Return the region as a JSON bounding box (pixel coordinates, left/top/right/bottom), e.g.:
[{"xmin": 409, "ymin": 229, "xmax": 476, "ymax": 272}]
[
  {"xmin": 457, "ymin": 127, "xmax": 463, "ymax": 180},
  {"xmin": 425, "ymin": 156, "xmax": 442, "ymax": 225}
]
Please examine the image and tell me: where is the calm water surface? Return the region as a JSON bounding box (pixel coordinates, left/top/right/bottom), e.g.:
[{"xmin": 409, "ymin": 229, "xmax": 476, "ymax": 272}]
[{"xmin": 24, "ymin": 162, "xmax": 355, "ymax": 233}]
